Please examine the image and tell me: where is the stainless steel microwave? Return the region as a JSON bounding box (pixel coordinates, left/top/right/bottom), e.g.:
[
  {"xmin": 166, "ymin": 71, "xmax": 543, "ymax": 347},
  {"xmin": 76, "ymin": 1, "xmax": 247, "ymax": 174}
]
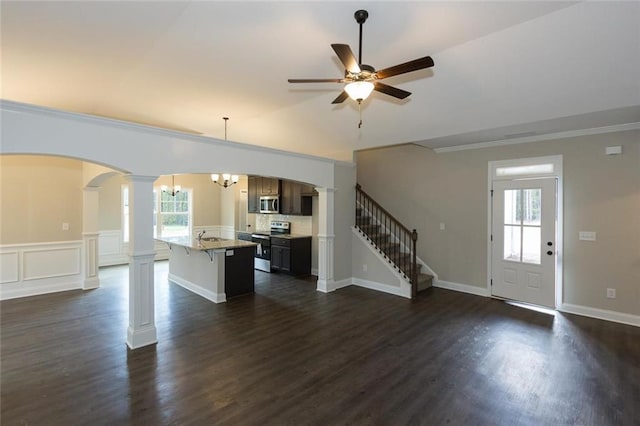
[{"xmin": 259, "ymin": 196, "xmax": 279, "ymax": 214}]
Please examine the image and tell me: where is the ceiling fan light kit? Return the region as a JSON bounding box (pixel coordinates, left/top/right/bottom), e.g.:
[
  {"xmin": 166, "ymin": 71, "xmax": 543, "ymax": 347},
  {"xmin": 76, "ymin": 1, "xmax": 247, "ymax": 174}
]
[
  {"xmin": 345, "ymin": 81, "xmax": 374, "ymax": 102},
  {"xmin": 288, "ymin": 9, "xmax": 434, "ymax": 127}
]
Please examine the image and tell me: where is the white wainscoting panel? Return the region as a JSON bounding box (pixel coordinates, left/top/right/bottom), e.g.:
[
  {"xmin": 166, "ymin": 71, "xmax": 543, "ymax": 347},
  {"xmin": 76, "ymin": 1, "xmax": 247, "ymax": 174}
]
[
  {"xmin": 219, "ymin": 226, "xmax": 236, "ymax": 240},
  {"xmin": 0, "ymin": 241, "xmax": 84, "ymax": 300},
  {"xmin": 99, "ymin": 230, "xmax": 127, "ymax": 266},
  {"xmin": 99, "ymin": 230, "xmax": 121, "ymax": 255},
  {"xmin": 23, "ymin": 246, "xmax": 81, "ymax": 281},
  {"xmin": 0, "ymin": 251, "xmax": 19, "ymax": 283}
]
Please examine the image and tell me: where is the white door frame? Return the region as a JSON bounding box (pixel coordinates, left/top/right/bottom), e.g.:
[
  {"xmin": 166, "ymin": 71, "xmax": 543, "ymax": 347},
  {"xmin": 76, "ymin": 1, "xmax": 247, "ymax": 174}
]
[{"xmin": 487, "ymin": 155, "xmax": 564, "ymax": 308}]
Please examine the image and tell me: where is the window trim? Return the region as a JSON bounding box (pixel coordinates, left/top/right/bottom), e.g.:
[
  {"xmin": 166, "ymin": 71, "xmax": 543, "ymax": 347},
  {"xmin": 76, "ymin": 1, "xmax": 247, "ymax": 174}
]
[
  {"xmin": 122, "ymin": 185, "xmax": 194, "ymax": 242},
  {"xmin": 153, "ymin": 187, "xmax": 193, "ymax": 239}
]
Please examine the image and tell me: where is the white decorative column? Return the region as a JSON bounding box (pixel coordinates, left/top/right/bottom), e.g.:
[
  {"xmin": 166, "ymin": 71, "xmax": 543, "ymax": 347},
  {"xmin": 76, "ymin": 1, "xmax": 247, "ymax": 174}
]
[
  {"xmin": 316, "ymin": 187, "xmax": 336, "ymax": 293},
  {"xmin": 82, "ymin": 186, "xmax": 100, "ymax": 290},
  {"xmin": 124, "ymin": 175, "xmax": 158, "ymax": 349}
]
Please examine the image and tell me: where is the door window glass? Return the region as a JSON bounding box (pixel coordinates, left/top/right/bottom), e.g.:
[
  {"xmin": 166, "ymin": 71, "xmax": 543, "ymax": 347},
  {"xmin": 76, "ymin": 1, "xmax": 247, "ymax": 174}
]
[{"xmin": 503, "ymin": 188, "xmax": 542, "ymax": 264}]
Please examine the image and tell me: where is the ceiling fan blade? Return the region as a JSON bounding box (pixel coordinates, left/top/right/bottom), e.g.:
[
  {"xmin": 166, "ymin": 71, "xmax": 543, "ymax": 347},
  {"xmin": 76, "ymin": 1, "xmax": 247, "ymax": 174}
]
[
  {"xmin": 331, "ymin": 44, "xmax": 361, "ymax": 74},
  {"xmin": 375, "ymin": 56, "xmax": 434, "ymax": 80},
  {"xmin": 331, "ymin": 91, "xmax": 349, "ymax": 104},
  {"xmin": 374, "ymin": 82, "xmax": 411, "ymax": 99},
  {"xmin": 288, "ymin": 78, "xmax": 345, "ymax": 83}
]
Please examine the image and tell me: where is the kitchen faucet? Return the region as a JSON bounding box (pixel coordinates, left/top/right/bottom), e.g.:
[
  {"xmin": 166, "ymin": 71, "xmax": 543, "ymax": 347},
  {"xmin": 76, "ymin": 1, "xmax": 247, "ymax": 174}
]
[{"xmin": 197, "ymin": 230, "xmax": 206, "ymax": 241}]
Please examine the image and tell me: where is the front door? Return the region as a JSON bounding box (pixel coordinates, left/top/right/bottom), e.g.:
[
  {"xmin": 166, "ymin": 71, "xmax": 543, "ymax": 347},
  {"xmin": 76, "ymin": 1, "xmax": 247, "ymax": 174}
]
[{"xmin": 491, "ymin": 178, "xmax": 557, "ymax": 308}]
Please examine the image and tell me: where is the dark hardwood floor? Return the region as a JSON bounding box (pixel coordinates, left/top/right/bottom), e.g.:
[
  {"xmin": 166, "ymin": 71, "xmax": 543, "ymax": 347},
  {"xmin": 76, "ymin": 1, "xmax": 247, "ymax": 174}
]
[{"xmin": 2, "ymin": 262, "xmax": 639, "ymax": 425}]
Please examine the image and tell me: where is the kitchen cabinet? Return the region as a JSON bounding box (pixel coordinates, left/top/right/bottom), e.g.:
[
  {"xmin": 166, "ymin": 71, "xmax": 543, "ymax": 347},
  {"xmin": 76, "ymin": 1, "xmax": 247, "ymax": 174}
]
[
  {"xmin": 300, "ymin": 183, "xmax": 316, "ymax": 195},
  {"xmin": 248, "ymin": 176, "xmax": 280, "ymax": 213},
  {"xmin": 271, "ymin": 244, "xmax": 291, "ymax": 272},
  {"xmin": 158, "ymin": 236, "xmax": 256, "ymax": 303},
  {"xmin": 225, "ymin": 246, "xmax": 255, "ymax": 298},
  {"xmin": 247, "ymin": 176, "xmax": 259, "ymax": 213},
  {"xmin": 248, "ymin": 177, "xmax": 312, "ymax": 215},
  {"xmin": 271, "ymin": 236, "xmax": 311, "ymax": 276},
  {"xmin": 280, "ymin": 180, "xmax": 313, "ymax": 216},
  {"xmin": 260, "ymin": 177, "xmax": 280, "ymax": 195}
]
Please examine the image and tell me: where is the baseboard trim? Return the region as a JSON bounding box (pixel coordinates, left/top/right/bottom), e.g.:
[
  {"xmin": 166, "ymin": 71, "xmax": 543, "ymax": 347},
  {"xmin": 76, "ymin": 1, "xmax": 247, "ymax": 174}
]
[
  {"xmin": 434, "ymin": 280, "xmax": 490, "ymax": 297},
  {"xmin": 167, "ymin": 273, "xmax": 226, "ymax": 303},
  {"xmin": 0, "ymin": 279, "xmax": 83, "ymax": 300},
  {"xmin": 333, "ymin": 278, "xmax": 352, "ymax": 291},
  {"xmin": 559, "ymin": 303, "xmax": 640, "ymax": 328},
  {"xmin": 352, "ymin": 277, "xmax": 410, "ymax": 299}
]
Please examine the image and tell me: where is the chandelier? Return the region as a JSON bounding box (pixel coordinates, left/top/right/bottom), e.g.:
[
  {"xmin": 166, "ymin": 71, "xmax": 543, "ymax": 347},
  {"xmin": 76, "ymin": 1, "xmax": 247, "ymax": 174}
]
[
  {"xmin": 211, "ymin": 173, "xmax": 239, "ymax": 188},
  {"xmin": 161, "ymin": 175, "xmax": 181, "ymax": 196}
]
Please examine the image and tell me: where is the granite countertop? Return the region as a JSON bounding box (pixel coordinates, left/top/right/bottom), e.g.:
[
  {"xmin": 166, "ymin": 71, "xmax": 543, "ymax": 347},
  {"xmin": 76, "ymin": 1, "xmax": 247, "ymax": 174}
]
[
  {"xmin": 157, "ymin": 236, "xmax": 257, "ymax": 251},
  {"xmin": 270, "ymin": 233, "xmax": 312, "ymax": 240},
  {"xmin": 236, "ymin": 230, "xmax": 311, "ymax": 240}
]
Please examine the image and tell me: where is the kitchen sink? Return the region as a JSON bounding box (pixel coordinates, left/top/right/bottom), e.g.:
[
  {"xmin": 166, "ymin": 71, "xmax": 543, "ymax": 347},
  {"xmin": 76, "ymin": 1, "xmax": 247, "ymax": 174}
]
[{"xmin": 200, "ymin": 237, "xmax": 225, "ymax": 242}]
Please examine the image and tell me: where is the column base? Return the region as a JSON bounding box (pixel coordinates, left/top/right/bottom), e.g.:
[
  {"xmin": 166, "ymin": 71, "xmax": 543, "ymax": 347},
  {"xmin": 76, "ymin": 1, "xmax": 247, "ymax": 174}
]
[
  {"xmin": 83, "ymin": 276, "xmax": 100, "ymax": 290},
  {"xmin": 126, "ymin": 325, "xmax": 157, "ymax": 349},
  {"xmin": 316, "ymin": 279, "xmax": 335, "ymax": 293}
]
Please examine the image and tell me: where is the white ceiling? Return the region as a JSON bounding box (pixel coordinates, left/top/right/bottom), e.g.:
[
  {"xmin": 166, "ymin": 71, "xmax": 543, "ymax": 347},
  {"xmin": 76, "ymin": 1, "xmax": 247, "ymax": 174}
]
[{"xmin": 2, "ymin": 1, "xmax": 639, "ymax": 161}]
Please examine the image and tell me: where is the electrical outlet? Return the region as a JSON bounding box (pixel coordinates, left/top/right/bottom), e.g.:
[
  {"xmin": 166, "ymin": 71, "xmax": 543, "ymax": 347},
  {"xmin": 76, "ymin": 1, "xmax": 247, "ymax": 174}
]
[
  {"xmin": 62, "ymin": 222, "xmax": 69, "ymax": 231},
  {"xmin": 440, "ymin": 222, "xmax": 445, "ymax": 231},
  {"xmin": 606, "ymin": 288, "xmax": 616, "ymax": 299},
  {"xmin": 362, "ymin": 264, "xmax": 367, "ymax": 272}
]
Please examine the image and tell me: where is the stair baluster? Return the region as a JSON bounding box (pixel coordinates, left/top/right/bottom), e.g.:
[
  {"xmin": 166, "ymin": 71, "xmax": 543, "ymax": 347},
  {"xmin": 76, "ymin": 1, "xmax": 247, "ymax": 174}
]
[{"xmin": 355, "ymin": 184, "xmax": 430, "ymax": 299}]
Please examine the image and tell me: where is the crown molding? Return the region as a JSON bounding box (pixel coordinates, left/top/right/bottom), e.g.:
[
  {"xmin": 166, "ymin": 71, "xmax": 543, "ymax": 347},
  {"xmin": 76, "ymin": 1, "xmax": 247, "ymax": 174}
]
[{"xmin": 432, "ymin": 122, "xmax": 640, "ymax": 153}]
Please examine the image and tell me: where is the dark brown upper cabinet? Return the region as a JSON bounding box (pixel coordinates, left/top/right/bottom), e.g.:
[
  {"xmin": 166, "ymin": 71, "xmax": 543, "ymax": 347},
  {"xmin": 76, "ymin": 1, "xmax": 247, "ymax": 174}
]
[
  {"xmin": 247, "ymin": 177, "xmax": 313, "ymax": 216},
  {"xmin": 260, "ymin": 177, "xmax": 280, "ymax": 196},
  {"xmin": 280, "ymin": 180, "xmax": 312, "ymax": 216},
  {"xmin": 247, "ymin": 176, "xmax": 259, "ymax": 213}
]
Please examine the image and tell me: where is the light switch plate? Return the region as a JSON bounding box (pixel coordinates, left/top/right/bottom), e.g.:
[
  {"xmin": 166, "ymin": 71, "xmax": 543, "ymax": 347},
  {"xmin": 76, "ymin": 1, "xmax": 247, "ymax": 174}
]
[
  {"xmin": 605, "ymin": 146, "xmax": 622, "ymax": 155},
  {"xmin": 579, "ymin": 231, "xmax": 596, "ymax": 241}
]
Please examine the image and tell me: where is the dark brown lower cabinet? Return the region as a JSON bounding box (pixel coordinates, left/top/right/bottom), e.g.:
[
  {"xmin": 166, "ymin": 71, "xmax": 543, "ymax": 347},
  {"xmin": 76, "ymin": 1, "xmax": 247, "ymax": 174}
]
[
  {"xmin": 224, "ymin": 246, "xmax": 255, "ymax": 298},
  {"xmin": 271, "ymin": 236, "xmax": 311, "ymax": 276}
]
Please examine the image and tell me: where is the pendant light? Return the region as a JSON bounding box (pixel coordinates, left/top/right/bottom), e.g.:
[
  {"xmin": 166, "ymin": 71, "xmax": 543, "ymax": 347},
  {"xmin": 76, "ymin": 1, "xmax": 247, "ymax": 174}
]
[{"xmin": 211, "ymin": 117, "xmax": 239, "ymax": 188}]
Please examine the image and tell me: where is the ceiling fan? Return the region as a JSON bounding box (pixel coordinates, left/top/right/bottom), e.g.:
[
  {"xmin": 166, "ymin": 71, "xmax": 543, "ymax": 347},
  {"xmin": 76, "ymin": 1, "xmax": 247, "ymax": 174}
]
[{"xmin": 288, "ymin": 9, "xmax": 434, "ymax": 125}]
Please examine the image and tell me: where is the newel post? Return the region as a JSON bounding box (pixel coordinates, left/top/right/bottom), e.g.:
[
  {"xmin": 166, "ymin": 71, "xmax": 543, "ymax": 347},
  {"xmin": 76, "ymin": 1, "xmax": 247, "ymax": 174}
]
[{"xmin": 411, "ymin": 229, "xmax": 418, "ymax": 299}]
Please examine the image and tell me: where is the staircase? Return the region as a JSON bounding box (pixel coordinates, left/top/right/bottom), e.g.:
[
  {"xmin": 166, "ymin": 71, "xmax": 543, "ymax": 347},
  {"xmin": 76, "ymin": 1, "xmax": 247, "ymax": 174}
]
[{"xmin": 355, "ymin": 184, "xmax": 433, "ymax": 298}]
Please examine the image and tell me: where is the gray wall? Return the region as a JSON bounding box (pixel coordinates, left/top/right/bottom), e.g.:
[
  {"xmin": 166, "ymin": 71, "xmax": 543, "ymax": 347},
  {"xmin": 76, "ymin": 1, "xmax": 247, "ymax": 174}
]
[
  {"xmin": 333, "ymin": 162, "xmax": 357, "ymax": 282},
  {"xmin": 356, "ymin": 130, "xmax": 639, "ymax": 316}
]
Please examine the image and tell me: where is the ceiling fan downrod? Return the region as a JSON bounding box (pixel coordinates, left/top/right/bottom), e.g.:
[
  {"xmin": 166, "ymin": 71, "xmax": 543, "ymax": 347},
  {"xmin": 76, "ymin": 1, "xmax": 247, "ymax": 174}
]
[{"xmin": 355, "ymin": 9, "xmax": 368, "ymax": 65}]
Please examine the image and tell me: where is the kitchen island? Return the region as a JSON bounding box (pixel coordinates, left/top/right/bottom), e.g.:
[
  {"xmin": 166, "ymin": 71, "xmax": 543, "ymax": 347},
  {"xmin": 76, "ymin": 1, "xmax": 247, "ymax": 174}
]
[{"xmin": 157, "ymin": 236, "xmax": 257, "ymax": 303}]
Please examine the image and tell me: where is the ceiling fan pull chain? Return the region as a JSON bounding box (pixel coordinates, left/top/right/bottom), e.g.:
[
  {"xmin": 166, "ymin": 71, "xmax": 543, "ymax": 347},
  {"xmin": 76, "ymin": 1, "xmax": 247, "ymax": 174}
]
[{"xmin": 358, "ymin": 101, "xmax": 363, "ymax": 128}]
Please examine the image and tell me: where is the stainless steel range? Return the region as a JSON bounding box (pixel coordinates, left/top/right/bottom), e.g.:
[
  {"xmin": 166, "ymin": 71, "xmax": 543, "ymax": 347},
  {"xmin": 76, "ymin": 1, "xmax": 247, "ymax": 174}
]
[{"xmin": 251, "ymin": 221, "xmax": 290, "ymax": 272}]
